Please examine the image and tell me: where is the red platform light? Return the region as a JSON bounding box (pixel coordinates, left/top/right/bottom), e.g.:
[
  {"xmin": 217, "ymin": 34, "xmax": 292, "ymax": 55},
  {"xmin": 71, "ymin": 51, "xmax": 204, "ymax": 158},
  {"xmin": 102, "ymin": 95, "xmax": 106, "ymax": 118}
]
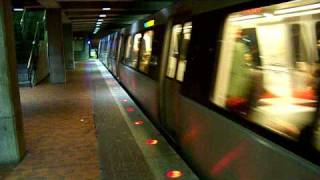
[
  {"xmin": 126, "ymin": 107, "xmax": 135, "ymax": 112},
  {"xmin": 134, "ymin": 120, "xmax": 144, "ymax": 125},
  {"xmin": 146, "ymin": 139, "xmax": 158, "ymax": 145},
  {"xmin": 121, "ymin": 99, "xmax": 128, "ymax": 102},
  {"xmin": 166, "ymin": 170, "xmax": 183, "ymax": 179}
]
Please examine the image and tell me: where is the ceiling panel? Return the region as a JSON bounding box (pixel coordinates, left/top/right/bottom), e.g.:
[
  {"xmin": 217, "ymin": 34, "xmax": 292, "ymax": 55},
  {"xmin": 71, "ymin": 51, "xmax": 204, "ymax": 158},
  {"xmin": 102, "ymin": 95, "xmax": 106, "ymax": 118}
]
[{"xmin": 13, "ymin": 0, "xmax": 175, "ymax": 35}]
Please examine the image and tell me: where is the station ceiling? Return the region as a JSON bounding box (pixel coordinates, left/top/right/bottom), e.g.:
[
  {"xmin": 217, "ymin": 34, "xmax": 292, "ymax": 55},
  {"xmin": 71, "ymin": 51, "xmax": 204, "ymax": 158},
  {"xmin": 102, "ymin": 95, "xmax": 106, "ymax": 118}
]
[{"xmin": 12, "ymin": 0, "xmax": 174, "ymax": 35}]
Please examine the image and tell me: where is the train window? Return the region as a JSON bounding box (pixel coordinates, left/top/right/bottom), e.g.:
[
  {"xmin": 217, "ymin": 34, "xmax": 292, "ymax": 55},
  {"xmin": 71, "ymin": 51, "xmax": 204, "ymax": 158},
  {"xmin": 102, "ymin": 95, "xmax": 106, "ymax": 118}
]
[
  {"xmin": 291, "ymin": 24, "xmax": 308, "ymax": 64},
  {"xmin": 176, "ymin": 22, "xmax": 192, "ymax": 82},
  {"xmin": 167, "ymin": 24, "xmax": 182, "ymax": 78},
  {"xmin": 166, "ymin": 22, "xmax": 192, "ymax": 81},
  {"xmin": 129, "ymin": 33, "xmax": 142, "ymax": 68},
  {"xmin": 139, "ymin": 30, "xmax": 154, "ymax": 73},
  {"xmin": 124, "ymin": 36, "xmax": 132, "ymax": 64},
  {"xmin": 212, "ymin": 1, "xmax": 320, "ymax": 140}
]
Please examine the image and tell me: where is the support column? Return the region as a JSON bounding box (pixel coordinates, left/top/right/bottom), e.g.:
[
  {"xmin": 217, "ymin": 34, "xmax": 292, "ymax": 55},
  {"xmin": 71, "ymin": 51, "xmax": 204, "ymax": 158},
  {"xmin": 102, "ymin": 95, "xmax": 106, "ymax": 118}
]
[
  {"xmin": 63, "ymin": 23, "xmax": 75, "ymax": 70},
  {"xmin": 47, "ymin": 9, "xmax": 65, "ymax": 83},
  {"xmin": 0, "ymin": 0, "xmax": 25, "ymax": 164}
]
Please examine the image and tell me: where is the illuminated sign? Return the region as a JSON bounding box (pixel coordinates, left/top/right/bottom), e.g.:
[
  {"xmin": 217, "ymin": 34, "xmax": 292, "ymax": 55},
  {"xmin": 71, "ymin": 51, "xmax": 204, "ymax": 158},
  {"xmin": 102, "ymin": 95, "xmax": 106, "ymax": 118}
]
[
  {"xmin": 144, "ymin": 20, "xmax": 155, "ymax": 28},
  {"xmin": 241, "ymin": 8, "xmax": 263, "ymax": 15}
]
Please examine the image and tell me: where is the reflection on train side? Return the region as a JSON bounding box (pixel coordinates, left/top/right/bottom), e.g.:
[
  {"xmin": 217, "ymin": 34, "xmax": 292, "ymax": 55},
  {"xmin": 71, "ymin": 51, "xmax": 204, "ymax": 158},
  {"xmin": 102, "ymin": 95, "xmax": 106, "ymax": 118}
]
[
  {"xmin": 124, "ymin": 36, "xmax": 132, "ymax": 64},
  {"xmin": 212, "ymin": 0, "xmax": 320, "ymax": 141}
]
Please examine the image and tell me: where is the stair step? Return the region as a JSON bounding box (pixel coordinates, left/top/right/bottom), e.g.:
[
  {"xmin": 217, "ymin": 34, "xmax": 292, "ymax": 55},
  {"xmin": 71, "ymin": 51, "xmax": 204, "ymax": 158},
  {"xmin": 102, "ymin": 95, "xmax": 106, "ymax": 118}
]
[{"xmin": 18, "ymin": 81, "xmax": 31, "ymax": 87}]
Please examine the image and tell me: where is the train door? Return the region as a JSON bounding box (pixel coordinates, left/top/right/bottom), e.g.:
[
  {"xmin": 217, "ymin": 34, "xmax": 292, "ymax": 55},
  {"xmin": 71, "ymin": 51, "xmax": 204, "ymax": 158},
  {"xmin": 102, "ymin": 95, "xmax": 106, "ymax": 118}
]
[
  {"xmin": 162, "ymin": 21, "xmax": 192, "ymax": 140},
  {"xmin": 106, "ymin": 35, "xmax": 112, "ymax": 69},
  {"xmin": 115, "ymin": 33, "xmax": 124, "ymax": 78},
  {"xmin": 111, "ymin": 32, "xmax": 119, "ymax": 75}
]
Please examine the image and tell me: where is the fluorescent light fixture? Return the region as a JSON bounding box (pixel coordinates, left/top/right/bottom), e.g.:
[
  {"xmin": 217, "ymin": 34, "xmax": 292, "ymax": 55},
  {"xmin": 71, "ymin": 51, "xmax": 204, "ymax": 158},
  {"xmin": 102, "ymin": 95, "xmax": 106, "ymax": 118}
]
[
  {"xmin": 229, "ymin": 14, "xmax": 262, "ymax": 22},
  {"xmin": 275, "ymin": 3, "xmax": 320, "ymax": 14},
  {"xmin": 97, "ymin": 19, "xmax": 103, "ymax": 22},
  {"xmin": 96, "ymin": 22, "xmax": 102, "ymax": 25},
  {"xmin": 99, "ymin": 14, "xmax": 107, "ymax": 17},
  {"xmin": 102, "ymin": 8, "xmax": 111, "ymax": 11},
  {"xmin": 96, "ymin": 24, "xmax": 101, "ymax": 27},
  {"xmin": 13, "ymin": 8, "xmax": 24, "ymax": 11},
  {"xmin": 276, "ymin": 8, "xmax": 320, "ymax": 18}
]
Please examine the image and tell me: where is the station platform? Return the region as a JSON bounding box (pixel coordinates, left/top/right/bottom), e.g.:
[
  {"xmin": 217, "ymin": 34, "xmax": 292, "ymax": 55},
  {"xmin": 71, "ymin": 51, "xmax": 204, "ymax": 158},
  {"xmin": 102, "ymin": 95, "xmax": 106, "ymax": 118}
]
[{"xmin": 0, "ymin": 60, "xmax": 197, "ymax": 180}]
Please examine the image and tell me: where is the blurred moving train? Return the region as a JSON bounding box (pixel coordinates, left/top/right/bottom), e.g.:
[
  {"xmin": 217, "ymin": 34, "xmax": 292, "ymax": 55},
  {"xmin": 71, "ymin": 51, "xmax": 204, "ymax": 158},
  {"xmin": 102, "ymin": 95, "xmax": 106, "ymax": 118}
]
[{"xmin": 98, "ymin": 0, "xmax": 320, "ymax": 179}]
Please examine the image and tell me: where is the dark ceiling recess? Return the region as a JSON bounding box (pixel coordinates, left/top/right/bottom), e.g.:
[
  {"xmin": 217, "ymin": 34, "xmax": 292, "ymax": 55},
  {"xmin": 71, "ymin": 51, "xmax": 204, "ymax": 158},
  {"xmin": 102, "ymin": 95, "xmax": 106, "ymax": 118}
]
[
  {"xmin": 13, "ymin": 0, "xmax": 175, "ymax": 36},
  {"xmin": 12, "ymin": 0, "xmax": 41, "ymax": 8}
]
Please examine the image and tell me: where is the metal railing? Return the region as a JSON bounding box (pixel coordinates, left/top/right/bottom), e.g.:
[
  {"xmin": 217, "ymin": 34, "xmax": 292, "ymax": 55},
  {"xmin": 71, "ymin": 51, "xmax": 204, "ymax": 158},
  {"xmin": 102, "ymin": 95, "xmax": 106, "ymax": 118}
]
[
  {"xmin": 19, "ymin": 8, "xmax": 26, "ymax": 33},
  {"xmin": 25, "ymin": 10, "xmax": 46, "ymax": 87}
]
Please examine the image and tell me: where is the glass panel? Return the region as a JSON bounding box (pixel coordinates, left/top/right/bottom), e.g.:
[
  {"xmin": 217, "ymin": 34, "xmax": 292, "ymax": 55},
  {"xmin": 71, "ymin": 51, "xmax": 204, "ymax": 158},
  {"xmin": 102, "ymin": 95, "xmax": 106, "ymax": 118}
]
[
  {"xmin": 167, "ymin": 24, "xmax": 182, "ymax": 78},
  {"xmin": 291, "ymin": 24, "xmax": 308, "ymax": 64},
  {"xmin": 176, "ymin": 22, "xmax": 192, "ymax": 82},
  {"xmin": 129, "ymin": 33, "xmax": 142, "ymax": 68},
  {"xmin": 139, "ymin": 30, "xmax": 154, "ymax": 73},
  {"xmin": 212, "ymin": 0, "xmax": 320, "ymax": 140},
  {"xmin": 125, "ymin": 36, "xmax": 132, "ymax": 64}
]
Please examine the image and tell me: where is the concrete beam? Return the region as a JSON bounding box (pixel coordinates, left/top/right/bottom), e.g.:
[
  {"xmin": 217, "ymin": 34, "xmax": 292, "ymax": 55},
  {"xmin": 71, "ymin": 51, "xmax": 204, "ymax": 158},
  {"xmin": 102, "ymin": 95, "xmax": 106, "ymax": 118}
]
[
  {"xmin": 37, "ymin": 0, "xmax": 60, "ymax": 8},
  {"xmin": 62, "ymin": 12, "xmax": 71, "ymax": 23}
]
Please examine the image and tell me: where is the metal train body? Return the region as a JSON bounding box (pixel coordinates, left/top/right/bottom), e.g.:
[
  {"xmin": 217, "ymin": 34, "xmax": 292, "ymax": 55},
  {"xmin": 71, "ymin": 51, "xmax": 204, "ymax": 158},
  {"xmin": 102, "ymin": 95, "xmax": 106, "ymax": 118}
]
[{"xmin": 98, "ymin": 0, "xmax": 320, "ymax": 179}]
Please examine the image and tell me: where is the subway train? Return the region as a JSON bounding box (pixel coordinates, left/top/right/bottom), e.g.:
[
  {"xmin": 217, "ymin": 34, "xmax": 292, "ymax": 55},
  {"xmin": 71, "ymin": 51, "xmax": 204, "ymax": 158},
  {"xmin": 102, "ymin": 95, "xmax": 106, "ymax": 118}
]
[{"xmin": 98, "ymin": 0, "xmax": 320, "ymax": 179}]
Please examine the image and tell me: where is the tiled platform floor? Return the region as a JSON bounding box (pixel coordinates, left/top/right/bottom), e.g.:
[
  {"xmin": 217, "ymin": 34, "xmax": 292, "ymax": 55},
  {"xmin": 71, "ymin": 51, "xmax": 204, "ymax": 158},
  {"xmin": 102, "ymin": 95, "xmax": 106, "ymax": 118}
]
[
  {"xmin": 0, "ymin": 62, "xmax": 101, "ymax": 179},
  {"xmin": 0, "ymin": 61, "xmax": 198, "ymax": 180}
]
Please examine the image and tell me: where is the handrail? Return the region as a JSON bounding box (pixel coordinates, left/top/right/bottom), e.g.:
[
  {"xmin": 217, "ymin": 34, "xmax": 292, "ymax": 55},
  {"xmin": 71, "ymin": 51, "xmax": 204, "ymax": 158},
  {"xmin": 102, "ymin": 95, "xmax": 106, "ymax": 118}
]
[
  {"xmin": 24, "ymin": 10, "xmax": 46, "ymax": 87},
  {"xmin": 19, "ymin": 8, "xmax": 26, "ymax": 33},
  {"xmin": 27, "ymin": 21, "xmax": 40, "ymax": 69},
  {"xmin": 43, "ymin": 10, "xmax": 46, "ymax": 22}
]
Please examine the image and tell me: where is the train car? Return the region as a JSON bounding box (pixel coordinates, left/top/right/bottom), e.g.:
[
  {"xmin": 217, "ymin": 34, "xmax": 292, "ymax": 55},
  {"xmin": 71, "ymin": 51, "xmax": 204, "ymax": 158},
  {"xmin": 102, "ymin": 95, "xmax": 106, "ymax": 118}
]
[{"xmin": 98, "ymin": 0, "xmax": 320, "ymax": 179}]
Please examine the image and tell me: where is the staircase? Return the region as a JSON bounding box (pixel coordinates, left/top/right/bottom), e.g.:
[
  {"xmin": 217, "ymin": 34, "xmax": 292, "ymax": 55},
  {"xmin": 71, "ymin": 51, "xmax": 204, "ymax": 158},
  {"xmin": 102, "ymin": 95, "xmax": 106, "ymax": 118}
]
[{"xmin": 13, "ymin": 9, "xmax": 45, "ymax": 87}]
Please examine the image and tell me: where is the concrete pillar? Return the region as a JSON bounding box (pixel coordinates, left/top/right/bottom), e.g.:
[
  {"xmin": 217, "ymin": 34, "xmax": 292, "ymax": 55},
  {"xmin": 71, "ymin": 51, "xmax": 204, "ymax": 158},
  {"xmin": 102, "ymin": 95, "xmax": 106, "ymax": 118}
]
[
  {"xmin": 0, "ymin": 0, "xmax": 26, "ymax": 164},
  {"xmin": 47, "ymin": 9, "xmax": 65, "ymax": 83},
  {"xmin": 63, "ymin": 23, "xmax": 75, "ymax": 70}
]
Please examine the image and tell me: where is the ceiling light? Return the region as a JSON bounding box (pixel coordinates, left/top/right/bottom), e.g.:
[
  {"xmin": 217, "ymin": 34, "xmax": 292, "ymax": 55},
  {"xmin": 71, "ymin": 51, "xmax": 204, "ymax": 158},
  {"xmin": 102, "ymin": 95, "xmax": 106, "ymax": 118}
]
[
  {"xmin": 97, "ymin": 19, "xmax": 103, "ymax": 22},
  {"xmin": 102, "ymin": 8, "xmax": 111, "ymax": 11},
  {"xmin": 99, "ymin": 14, "xmax": 107, "ymax": 18},
  {"xmin": 13, "ymin": 8, "xmax": 24, "ymax": 11},
  {"xmin": 96, "ymin": 22, "xmax": 102, "ymax": 25},
  {"xmin": 275, "ymin": 3, "xmax": 320, "ymax": 14}
]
